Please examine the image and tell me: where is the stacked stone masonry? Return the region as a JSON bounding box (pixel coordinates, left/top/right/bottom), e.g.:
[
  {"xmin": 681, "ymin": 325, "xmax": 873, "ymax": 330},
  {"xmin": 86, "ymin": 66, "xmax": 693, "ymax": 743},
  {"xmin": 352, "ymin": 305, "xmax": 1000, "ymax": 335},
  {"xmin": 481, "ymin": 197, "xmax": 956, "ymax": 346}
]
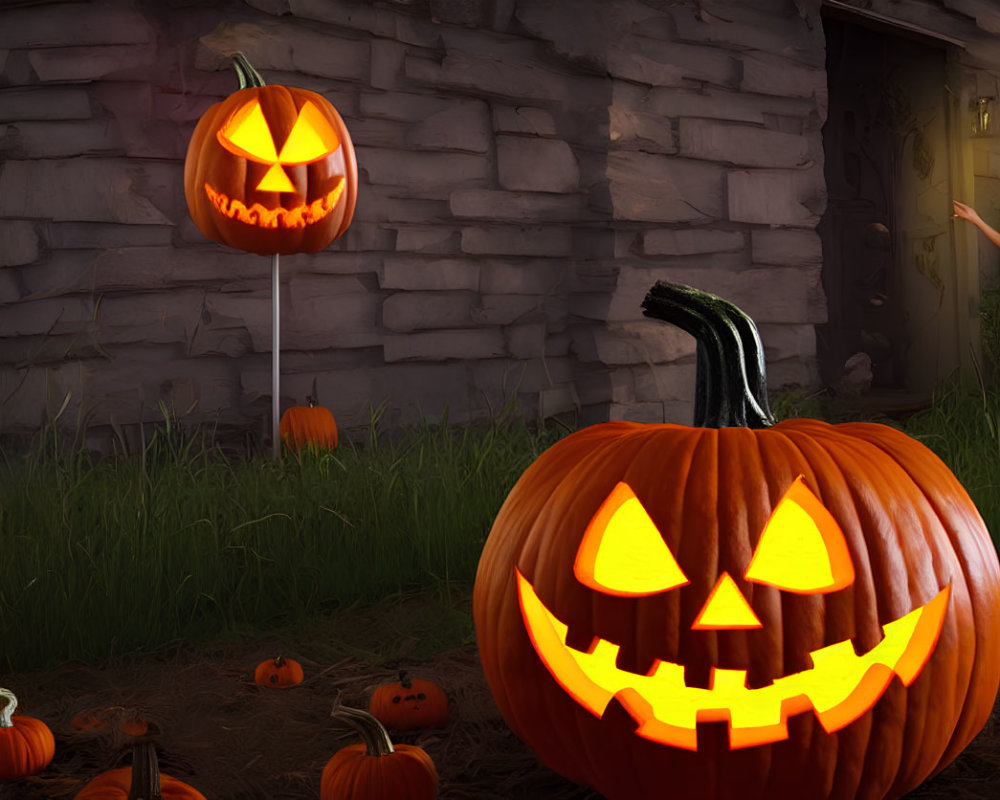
[{"xmin": 1, "ymin": 0, "xmax": 1000, "ymax": 450}]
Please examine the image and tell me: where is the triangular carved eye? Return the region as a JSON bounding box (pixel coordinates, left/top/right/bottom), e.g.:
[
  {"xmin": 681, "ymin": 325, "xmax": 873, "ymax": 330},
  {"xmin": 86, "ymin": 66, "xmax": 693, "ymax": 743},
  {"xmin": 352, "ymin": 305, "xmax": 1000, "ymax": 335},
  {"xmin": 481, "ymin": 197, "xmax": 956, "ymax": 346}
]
[
  {"xmin": 219, "ymin": 100, "xmax": 278, "ymax": 162},
  {"xmin": 278, "ymin": 101, "xmax": 340, "ymax": 163},
  {"xmin": 218, "ymin": 100, "xmax": 340, "ymax": 165},
  {"xmin": 744, "ymin": 476, "xmax": 854, "ymax": 593},
  {"xmin": 574, "ymin": 482, "xmax": 689, "ymax": 597}
]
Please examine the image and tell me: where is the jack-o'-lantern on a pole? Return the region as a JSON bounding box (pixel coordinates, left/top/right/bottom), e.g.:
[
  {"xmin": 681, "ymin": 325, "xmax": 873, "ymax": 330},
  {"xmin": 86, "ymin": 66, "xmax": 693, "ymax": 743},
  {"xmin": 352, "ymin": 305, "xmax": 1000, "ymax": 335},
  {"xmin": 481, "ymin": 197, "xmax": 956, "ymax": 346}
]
[{"xmin": 184, "ymin": 53, "xmax": 357, "ymax": 456}]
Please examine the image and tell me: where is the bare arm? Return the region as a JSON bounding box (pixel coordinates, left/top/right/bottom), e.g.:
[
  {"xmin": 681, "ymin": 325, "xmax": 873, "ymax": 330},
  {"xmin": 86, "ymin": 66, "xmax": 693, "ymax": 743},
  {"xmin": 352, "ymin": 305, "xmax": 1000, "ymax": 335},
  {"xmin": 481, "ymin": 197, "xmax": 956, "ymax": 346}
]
[{"xmin": 954, "ymin": 200, "xmax": 1000, "ymax": 250}]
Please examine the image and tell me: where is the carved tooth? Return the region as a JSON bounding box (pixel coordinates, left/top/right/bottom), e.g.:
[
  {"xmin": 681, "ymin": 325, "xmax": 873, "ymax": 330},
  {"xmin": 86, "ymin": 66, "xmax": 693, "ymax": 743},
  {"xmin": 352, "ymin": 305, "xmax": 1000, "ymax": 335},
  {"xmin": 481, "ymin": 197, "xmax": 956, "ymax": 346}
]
[
  {"xmin": 615, "ymin": 643, "xmax": 654, "ymax": 676},
  {"xmin": 683, "ymin": 661, "xmax": 713, "ymax": 690},
  {"xmin": 745, "ymin": 662, "xmax": 776, "ymax": 690},
  {"xmin": 563, "ymin": 623, "xmax": 599, "ymax": 654}
]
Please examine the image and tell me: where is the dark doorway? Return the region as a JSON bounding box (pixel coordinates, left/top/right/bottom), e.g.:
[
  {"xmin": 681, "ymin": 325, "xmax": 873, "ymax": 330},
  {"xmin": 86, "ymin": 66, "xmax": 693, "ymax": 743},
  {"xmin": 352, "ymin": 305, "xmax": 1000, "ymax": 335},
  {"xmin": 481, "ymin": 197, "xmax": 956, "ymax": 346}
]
[{"xmin": 818, "ymin": 11, "xmax": 956, "ymax": 395}]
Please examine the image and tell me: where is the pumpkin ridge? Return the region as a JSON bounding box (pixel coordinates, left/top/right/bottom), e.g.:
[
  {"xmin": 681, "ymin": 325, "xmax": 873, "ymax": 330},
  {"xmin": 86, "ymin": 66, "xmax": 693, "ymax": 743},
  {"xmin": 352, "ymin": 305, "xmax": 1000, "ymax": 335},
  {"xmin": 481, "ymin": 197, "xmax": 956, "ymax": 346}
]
[
  {"xmin": 820, "ymin": 423, "xmax": 1000, "ymax": 765},
  {"xmin": 795, "ymin": 428, "xmax": 943, "ymax": 656}
]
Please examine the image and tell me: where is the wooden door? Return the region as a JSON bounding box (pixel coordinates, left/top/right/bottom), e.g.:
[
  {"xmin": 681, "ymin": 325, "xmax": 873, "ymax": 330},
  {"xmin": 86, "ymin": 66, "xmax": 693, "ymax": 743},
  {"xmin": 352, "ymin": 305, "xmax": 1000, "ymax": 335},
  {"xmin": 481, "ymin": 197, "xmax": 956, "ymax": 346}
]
[{"xmin": 819, "ymin": 12, "xmax": 957, "ymax": 395}]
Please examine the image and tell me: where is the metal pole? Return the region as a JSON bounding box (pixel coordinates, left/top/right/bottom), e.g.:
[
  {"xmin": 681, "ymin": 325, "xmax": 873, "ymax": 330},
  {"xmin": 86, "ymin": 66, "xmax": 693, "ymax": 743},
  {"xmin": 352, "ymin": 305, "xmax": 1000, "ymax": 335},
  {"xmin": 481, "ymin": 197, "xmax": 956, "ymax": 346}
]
[{"xmin": 272, "ymin": 252, "xmax": 280, "ymax": 459}]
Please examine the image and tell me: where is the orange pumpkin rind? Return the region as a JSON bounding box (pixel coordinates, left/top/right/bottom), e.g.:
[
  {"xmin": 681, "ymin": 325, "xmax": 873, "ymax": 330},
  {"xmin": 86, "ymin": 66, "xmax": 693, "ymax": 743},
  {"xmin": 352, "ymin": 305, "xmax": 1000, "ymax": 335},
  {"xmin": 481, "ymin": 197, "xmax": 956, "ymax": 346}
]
[
  {"xmin": 254, "ymin": 655, "xmax": 305, "ymax": 688},
  {"xmin": 368, "ymin": 670, "xmax": 450, "ymax": 731},
  {"xmin": 321, "ymin": 704, "xmax": 437, "ymax": 800}
]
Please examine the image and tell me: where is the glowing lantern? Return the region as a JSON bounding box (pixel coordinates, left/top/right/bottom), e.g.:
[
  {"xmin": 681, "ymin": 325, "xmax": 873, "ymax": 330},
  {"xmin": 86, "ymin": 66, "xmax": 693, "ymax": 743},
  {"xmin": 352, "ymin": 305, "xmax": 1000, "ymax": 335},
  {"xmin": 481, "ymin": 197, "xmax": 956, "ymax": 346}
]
[
  {"xmin": 184, "ymin": 53, "xmax": 357, "ymax": 255},
  {"xmin": 473, "ymin": 281, "xmax": 1000, "ymax": 800},
  {"xmin": 183, "ymin": 54, "xmax": 357, "ymax": 458}
]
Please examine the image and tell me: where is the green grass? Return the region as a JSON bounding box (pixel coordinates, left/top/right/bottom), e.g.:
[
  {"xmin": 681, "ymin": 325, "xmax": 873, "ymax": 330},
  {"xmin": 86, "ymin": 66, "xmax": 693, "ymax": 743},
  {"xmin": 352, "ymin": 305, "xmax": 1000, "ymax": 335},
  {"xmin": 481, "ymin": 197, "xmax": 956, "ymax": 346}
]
[
  {"xmin": 902, "ymin": 373, "xmax": 1000, "ymax": 545},
  {"xmin": 3, "ymin": 376, "xmax": 1000, "ymax": 676},
  {"xmin": 0, "ymin": 401, "xmax": 568, "ymax": 673}
]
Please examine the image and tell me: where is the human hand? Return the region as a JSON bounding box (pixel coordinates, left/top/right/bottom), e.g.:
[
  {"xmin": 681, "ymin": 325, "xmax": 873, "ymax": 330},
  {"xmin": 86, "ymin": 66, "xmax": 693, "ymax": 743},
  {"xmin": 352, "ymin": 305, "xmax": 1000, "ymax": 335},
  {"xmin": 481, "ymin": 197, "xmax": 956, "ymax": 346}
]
[{"xmin": 953, "ymin": 200, "xmax": 983, "ymax": 224}]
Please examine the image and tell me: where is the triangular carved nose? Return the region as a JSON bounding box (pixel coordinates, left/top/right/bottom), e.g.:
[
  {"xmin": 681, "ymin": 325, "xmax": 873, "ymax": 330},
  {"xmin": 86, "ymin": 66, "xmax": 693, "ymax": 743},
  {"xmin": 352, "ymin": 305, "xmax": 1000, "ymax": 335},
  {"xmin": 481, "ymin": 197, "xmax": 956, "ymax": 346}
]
[
  {"xmin": 256, "ymin": 162, "xmax": 296, "ymax": 192},
  {"xmin": 691, "ymin": 572, "xmax": 762, "ymax": 630}
]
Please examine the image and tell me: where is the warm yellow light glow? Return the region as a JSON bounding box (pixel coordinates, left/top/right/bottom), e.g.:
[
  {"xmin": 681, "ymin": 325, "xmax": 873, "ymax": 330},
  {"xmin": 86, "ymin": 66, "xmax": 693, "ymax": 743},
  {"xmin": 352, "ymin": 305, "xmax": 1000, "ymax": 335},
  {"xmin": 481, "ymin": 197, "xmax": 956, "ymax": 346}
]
[
  {"xmin": 691, "ymin": 572, "xmax": 762, "ymax": 630},
  {"xmin": 203, "ymin": 178, "xmax": 345, "ymax": 229},
  {"xmin": 745, "ymin": 475, "xmax": 855, "ymax": 593},
  {"xmin": 574, "ymin": 482, "xmax": 689, "ymax": 596},
  {"xmin": 280, "ymin": 101, "xmax": 341, "ymax": 163},
  {"xmin": 218, "ymin": 100, "xmax": 342, "ymax": 193},
  {"xmin": 221, "ymin": 100, "xmax": 278, "ymax": 161},
  {"xmin": 257, "ymin": 162, "xmax": 297, "ymax": 193},
  {"xmin": 516, "ymin": 567, "xmax": 950, "ymax": 751}
]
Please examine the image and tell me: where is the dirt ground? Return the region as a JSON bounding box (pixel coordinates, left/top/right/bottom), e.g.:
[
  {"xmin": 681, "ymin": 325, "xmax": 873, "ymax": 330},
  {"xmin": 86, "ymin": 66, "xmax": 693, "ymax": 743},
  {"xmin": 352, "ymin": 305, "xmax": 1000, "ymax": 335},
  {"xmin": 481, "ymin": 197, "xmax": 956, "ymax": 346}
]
[{"xmin": 3, "ymin": 605, "xmax": 998, "ymax": 800}]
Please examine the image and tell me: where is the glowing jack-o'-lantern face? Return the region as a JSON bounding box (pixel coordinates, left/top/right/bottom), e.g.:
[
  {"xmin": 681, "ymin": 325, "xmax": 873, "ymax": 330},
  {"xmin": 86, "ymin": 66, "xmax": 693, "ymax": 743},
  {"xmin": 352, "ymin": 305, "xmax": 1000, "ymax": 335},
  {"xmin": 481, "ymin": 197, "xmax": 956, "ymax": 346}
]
[
  {"xmin": 216, "ymin": 99, "xmax": 341, "ymax": 195},
  {"xmin": 184, "ymin": 55, "xmax": 357, "ymax": 255},
  {"xmin": 517, "ymin": 476, "xmax": 950, "ymax": 751},
  {"xmin": 473, "ymin": 280, "xmax": 1000, "ymax": 800}
]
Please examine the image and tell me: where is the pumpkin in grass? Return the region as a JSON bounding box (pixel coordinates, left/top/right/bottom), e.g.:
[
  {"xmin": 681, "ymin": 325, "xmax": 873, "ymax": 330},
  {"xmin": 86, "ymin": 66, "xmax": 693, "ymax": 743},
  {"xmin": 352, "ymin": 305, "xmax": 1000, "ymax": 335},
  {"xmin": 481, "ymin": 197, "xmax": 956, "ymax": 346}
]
[
  {"xmin": 369, "ymin": 670, "xmax": 449, "ymax": 731},
  {"xmin": 184, "ymin": 52, "xmax": 357, "ymax": 256},
  {"xmin": 279, "ymin": 396, "xmax": 338, "ymax": 452},
  {"xmin": 254, "ymin": 655, "xmax": 304, "ymax": 688},
  {"xmin": 70, "ymin": 707, "xmax": 149, "ymax": 738},
  {"xmin": 322, "ymin": 705, "xmax": 437, "ymax": 800},
  {"xmin": 0, "ymin": 687, "xmax": 54, "ymax": 781},
  {"xmin": 472, "ymin": 280, "xmax": 1000, "ymax": 800},
  {"xmin": 73, "ymin": 740, "xmax": 206, "ymax": 800}
]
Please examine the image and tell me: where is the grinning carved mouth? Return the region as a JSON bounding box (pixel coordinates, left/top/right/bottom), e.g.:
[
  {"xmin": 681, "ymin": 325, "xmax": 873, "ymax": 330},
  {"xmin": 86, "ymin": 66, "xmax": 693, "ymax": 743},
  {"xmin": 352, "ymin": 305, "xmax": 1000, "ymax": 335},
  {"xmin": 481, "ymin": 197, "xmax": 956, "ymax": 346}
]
[
  {"xmin": 204, "ymin": 178, "xmax": 345, "ymax": 229},
  {"xmin": 516, "ymin": 568, "xmax": 950, "ymax": 750}
]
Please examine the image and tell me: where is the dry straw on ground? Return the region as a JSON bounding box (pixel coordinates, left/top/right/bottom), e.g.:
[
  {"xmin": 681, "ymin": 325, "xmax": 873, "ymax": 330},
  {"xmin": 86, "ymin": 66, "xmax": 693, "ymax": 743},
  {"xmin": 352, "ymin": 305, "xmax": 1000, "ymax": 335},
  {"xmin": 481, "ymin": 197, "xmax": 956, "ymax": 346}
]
[{"xmin": 3, "ymin": 604, "xmax": 998, "ymax": 800}]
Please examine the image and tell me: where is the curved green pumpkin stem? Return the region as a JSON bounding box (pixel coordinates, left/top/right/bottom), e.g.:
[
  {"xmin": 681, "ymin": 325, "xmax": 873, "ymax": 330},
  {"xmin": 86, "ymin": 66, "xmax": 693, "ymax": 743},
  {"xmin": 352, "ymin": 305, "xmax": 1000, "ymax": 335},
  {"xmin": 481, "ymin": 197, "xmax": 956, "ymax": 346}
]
[
  {"xmin": 641, "ymin": 280, "xmax": 775, "ymax": 429},
  {"xmin": 232, "ymin": 51, "xmax": 266, "ymax": 89}
]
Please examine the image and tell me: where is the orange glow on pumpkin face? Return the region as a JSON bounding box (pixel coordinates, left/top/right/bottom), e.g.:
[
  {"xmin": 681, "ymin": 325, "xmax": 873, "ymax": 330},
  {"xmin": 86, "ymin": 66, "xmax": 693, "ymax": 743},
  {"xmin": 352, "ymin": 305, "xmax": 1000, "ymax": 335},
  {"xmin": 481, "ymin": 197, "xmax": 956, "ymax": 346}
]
[
  {"xmin": 518, "ymin": 476, "xmax": 951, "ymax": 751},
  {"xmin": 205, "ymin": 99, "xmax": 344, "ymax": 229},
  {"xmin": 203, "ymin": 179, "xmax": 345, "ymax": 229}
]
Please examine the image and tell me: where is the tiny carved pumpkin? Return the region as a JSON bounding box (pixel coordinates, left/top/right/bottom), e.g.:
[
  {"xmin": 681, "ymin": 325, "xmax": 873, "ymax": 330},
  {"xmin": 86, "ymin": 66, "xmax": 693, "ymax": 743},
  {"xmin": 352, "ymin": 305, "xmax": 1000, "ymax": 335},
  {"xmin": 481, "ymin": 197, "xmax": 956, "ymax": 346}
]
[
  {"xmin": 184, "ymin": 53, "xmax": 357, "ymax": 255},
  {"xmin": 321, "ymin": 705, "xmax": 437, "ymax": 800},
  {"xmin": 472, "ymin": 281, "xmax": 1000, "ymax": 800},
  {"xmin": 70, "ymin": 707, "xmax": 149, "ymax": 738},
  {"xmin": 279, "ymin": 396, "xmax": 338, "ymax": 452},
  {"xmin": 369, "ymin": 670, "xmax": 449, "ymax": 731},
  {"xmin": 73, "ymin": 740, "xmax": 206, "ymax": 800},
  {"xmin": 254, "ymin": 655, "xmax": 304, "ymax": 688},
  {"xmin": 0, "ymin": 687, "xmax": 55, "ymax": 781}
]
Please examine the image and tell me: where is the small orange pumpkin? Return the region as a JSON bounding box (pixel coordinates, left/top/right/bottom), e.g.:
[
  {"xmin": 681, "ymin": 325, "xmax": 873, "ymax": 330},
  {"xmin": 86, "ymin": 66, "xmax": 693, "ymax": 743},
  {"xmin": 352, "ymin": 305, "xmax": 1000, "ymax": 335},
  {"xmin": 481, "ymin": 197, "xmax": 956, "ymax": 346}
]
[
  {"xmin": 70, "ymin": 706, "xmax": 149, "ymax": 738},
  {"xmin": 73, "ymin": 740, "xmax": 206, "ymax": 800},
  {"xmin": 280, "ymin": 395, "xmax": 338, "ymax": 452},
  {"xmin": 321, "ymin": 704, "xmax": 437, "ymax": 800},
  {"xmin": 369, "ymin": 670, "xmax": 449, "ymax": 731},
  {"xmin": 254, "ymin": 655, "xmax": 304, "ymax": 688},
  {"xmin": 0, "ymin": 687, "xmax": 55, "ymax": 781}
]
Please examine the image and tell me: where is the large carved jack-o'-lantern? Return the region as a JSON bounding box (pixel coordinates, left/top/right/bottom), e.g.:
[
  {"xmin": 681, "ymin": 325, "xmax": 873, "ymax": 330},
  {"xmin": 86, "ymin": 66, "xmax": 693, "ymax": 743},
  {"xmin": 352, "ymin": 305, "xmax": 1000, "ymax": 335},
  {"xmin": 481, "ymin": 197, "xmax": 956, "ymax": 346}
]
[
  {"xmin": 184, "ymin": 53, "xmax": 357, "ymax": 256},
  {"xmin": 473, "ymin": 281, "xmax": 1000, "ymax": 800}
]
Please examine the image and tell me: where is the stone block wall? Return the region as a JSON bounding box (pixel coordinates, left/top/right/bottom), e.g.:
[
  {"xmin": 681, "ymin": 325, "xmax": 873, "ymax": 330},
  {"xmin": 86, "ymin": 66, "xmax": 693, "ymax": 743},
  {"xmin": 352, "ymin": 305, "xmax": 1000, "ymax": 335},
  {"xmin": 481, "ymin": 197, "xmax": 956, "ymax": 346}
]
[{"xmin": 2, "ymin": 0, "xmax": 999, "ymax": 451}]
